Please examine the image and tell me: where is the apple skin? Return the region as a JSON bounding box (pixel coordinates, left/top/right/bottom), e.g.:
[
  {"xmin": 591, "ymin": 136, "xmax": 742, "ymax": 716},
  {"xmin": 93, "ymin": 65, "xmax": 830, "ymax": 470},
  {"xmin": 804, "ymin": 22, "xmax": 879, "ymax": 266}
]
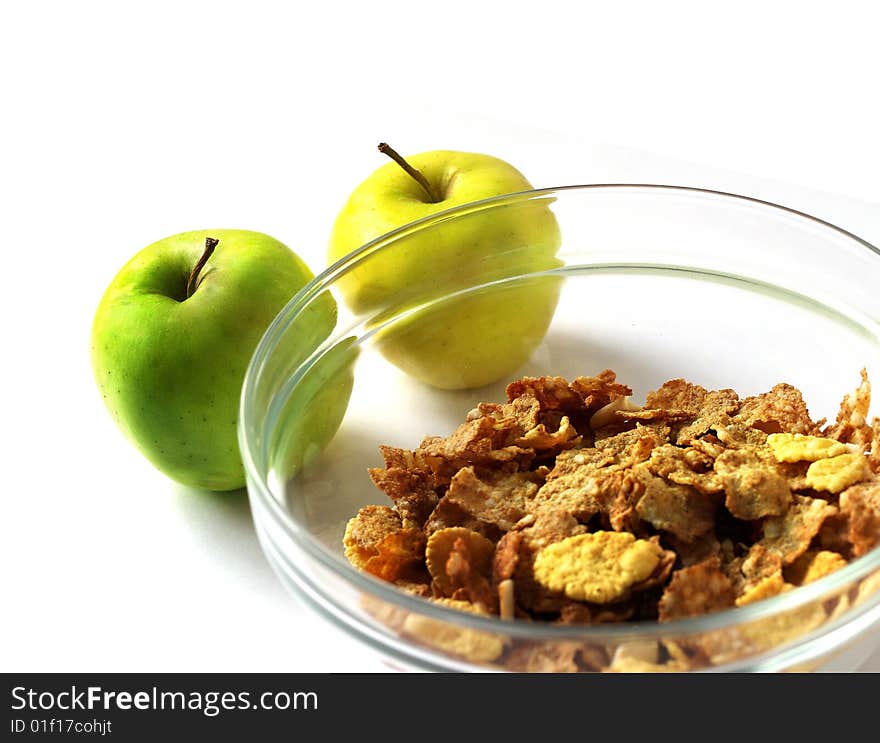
[
  {"xmin": 91, "ymin": 229, "xmax": 332, "ymax": 491},
  {"xmin": 328, "ymin": 150, "xmax": 561, "ymax": 389}
]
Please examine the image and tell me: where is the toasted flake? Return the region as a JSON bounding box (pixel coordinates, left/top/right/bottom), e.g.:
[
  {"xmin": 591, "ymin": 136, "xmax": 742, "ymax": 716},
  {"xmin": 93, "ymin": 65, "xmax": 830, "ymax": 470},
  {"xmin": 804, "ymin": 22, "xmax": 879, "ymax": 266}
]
[
  {"xmin": 645, "ymin": 379, "xmax": 740, "ymax": 444},
  {"xmin": 505, "ymin": 642, "xmax": 581, "ymax": 672},
  {"xmin": 633, "ymin": 466, "xmax": 716, "ymax": 542},
  {"xmin": 506, "ymin": 375, "xmax": 585, "ymax": 412},
  {"xmin": 417, "ymin": 415, "xmax": 534, "ymax": 487},
  {"xmin": 444, "ymin": 467, "xmax": 540, "ymax": 532},
  {"xmin": 840, "ymin": 481, "xmax": 880, "ymax": 556},
  {"xmin": 870, "ymin": 418, "xmax": 880, "ymax": 473},
  {"xmin": 343, "ymin": 505, "xmax": 403, "ymax": 569},
  {"xmin": 362, "ymin": 529, "xmax": 427, "ymax": 582},
  {"xmin": 646, "ymin": 444, "xmax": 723, "ymax": 494},
  {"xmin": 530, "ymin": 447, "xmax": 618, "ymax": 521},
  {"xmin": 701, "ymin": 601, "xmax": 827, "ymax": 664},
  {"xmin": 736, "ymin": 383, "xmax": 817, "ymax": 435},
  {"xmin": 569, "ymin": 370, "xmax": 633, "ymax": 412},
  {"xmin": 735, "ymin": 573, "xmax": 790, "ymax": 606},
  {"xmin": 520, "ymin": 508, "xmax": 586, "ymax": 550},
  {"xmin": 714, "ymin": 447, "xmax": 791, "ymax": 520},
  {"xmin": 667, "ymin": 532, "xmax": 722, "ymax": 567},
  {"xmin": 402, "ymin": 599, "xmax": 505, "ymax": 663},
  {"xmin": 767, "ymin": 433, "xmax": 847, "ymax": 462},
  {"xmin": 761, "ymin": 495, "xmax": 838, "ymax": 564},
  {"xmin": 826, "ymin": 369, "xmax": 872, "ymax": 448},
  {"xmin": 492, "ymin": 531, "xmax": 522, "ymax": 583},
  {"xmin": 533, "ymin": 531, "xmax": 667, "ymax": 604},
  {"xmin": 444, "ymin": 536, "xmax": 497, "ymax": 611},
  {"xmin": 424, "ymin": 497, "xmax": 502, "ymax": 540},
  {"xmin": 368, "ymin": 466, "xmax": 438, "ymax": 528},
  {"xmin": 658, "ymin": 558, "xmax": 735, "ymax": 621},
  {"xmin": 785, "ymin": 550, "xmax": 848, "ymax": 586},
  {"xmin": 515, "ymin": 415, "xmax": 581, "ymax": 452},
  {"xmin": 425, "ymin": 527, "xmax": 495, "ymax": 597},
  {"xmin": 805, "ymin": 453, "xmax": 870, "ymax": 494}
]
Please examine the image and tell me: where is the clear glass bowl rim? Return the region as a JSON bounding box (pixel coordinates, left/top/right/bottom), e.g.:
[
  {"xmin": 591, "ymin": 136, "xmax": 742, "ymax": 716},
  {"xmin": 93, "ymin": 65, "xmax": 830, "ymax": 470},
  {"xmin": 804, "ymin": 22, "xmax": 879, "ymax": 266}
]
[{"xmin": 240, "ymin": 183, "xmax": 880, "ymax": 642}]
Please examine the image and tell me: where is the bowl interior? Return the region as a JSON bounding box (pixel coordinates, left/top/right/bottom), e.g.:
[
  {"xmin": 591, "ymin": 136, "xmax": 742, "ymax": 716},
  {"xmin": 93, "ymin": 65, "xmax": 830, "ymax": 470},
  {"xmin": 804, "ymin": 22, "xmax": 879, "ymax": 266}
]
[{"xmin": 242, "ymin": 185, "xmax": 880, "ymax": 671}]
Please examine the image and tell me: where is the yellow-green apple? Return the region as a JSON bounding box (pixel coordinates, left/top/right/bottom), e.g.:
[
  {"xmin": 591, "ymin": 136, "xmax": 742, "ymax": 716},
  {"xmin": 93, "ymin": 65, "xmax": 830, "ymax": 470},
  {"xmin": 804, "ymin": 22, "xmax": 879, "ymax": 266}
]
[
  {"xmin": 328, "ymin": 145, "xmax": 561, "ymax": 389},
  {"xmin": 91, "ymin": 229, "xmax": 336, "ymax": 491}
]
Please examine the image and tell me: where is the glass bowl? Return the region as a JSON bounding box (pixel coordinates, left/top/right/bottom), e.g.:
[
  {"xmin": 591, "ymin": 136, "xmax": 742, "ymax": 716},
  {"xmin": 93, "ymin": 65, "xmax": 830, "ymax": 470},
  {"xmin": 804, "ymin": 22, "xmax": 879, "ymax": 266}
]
[{"xmin": 240, "ymin": 185, "xmax": 880, "ymax": 672}]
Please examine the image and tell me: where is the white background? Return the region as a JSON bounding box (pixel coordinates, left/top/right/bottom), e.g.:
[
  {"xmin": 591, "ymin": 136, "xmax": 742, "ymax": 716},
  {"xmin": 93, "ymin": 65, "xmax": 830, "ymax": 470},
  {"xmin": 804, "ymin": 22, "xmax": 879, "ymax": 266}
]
[{"xmin": 2, "ymin": 1, "xmax": 879, "ymax": 672}]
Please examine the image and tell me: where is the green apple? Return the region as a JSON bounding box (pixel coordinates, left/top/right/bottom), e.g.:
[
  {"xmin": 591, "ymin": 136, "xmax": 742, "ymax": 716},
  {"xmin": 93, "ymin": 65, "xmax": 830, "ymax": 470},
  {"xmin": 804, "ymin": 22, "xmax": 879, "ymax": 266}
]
[
  {"xmin": 91, "ymin": 229, "xmax": 336, "ymax": 491},
  {"xmin": 328, "ymin": 146, "xmax": 562, "ymax": 389}
]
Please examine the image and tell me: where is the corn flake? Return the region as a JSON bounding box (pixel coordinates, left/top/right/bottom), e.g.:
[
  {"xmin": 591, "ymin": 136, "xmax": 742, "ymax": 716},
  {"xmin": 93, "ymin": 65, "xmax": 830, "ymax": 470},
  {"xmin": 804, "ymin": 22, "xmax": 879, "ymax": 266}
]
[
  {"xmin": 533, "ymin": 531, "xmax": 668, "ymax": 604},
  {"xmin": 805, "ymin": 453, "xmax": 870, "ymax": 494},
  {"xmin": 767, "ymin": 433, "xmax": 847, "ymax": 462}
]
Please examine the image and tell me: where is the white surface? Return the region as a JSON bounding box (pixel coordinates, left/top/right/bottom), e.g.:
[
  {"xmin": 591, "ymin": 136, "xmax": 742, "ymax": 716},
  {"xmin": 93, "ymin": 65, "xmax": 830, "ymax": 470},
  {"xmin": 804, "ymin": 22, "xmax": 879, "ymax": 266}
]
[{"xmin": 1, "ymin": 1, "xmax": 879, "ymax": 672}]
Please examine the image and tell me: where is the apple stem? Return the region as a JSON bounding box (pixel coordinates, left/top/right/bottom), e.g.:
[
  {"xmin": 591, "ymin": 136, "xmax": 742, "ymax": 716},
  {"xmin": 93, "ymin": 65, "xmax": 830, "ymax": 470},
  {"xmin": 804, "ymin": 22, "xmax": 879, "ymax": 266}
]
[
  {"xmin": 186, "ymin": 236, "xmax": 219, "ymax": 299},
  {"xmin": 377, "ymin": 142, "xmax": 439, "ymax": 203}
]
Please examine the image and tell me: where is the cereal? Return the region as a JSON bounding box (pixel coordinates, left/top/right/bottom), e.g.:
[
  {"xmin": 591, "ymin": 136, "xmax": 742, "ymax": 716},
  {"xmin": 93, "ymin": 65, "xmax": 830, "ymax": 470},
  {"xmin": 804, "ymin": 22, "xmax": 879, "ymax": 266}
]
[
  {"xmin": 767, "ymin": 433, "xmax": 847, "ymax": 462},
  {"xmin": 506, "ymin": 375, "xmax": 584, "ymax": 411},
  {"xmin": 735, "ymin": 383, "xmax": 818, "ymax": 435},
  {"xmin": 570, "ymin": 370, "xmax": 633, "ymax": 413},
  {"xmin": 444, "ymin": 467, "xmax": 541, "ymax": 532},
  {"xmin": 761, "ymin": 495, "xmax": 838, "ymax": 564},
  {"xmin": 445, "ymin": 536, "xmax": 497, "ymax": 611},
  {"xmin": 362, "ymin": 529, "xmax": 427, "ymax": 582},
  {"xmin": 344, "ymin": 368, "xmax": 880, "ymax": 670},
  {"xmin": 505, "ymin": 642, "xmax": 581, "ymax": 673},
  {"xmin": 492, "ymin": 531, "xmax": 522, "ymax": 584},
  {"xmin": 645, "ymin": 379, "xmax": 740, "ymax": 444},
  {"xmin": 658, "ymin": 558, "xmax": 735, "ymax": 621},
  {"xmin": 785, "ymin": 550, "xmax": 848, "ymax": 586},
  {"xmin": 425, "ymin": 527, "xmax": 495, "ymax": 597},
  {"xmin": 839, "ymin": 481, "xmax": 880, "ymax": 556},
  {"xmin": 368, "ymin": 466, "xmax": 438, "ymax": 528},
  {"xmin": 714, "ymin": 447, "xmax": 791, "ymax": 520},
  {"xmin": 646, "ymin": 444, "xmax": 723, "ymax": 494},
  {"xmin": 402, "ymin": 599, "xmax": 506, "ymax": 663},
  {"xmin": 515, "ymin": 415, "xmax": 581, "ymax": 452},
  {"xmin": 735, "ymin": 573, "xmax": 790, "ymax": 606},
  {"xmin": 343, "ymin": 505, "xmax": 403, "ymax": 569},
  {"xmin": 805, "ymin": 453, "xmax": 870, "ymax": 494},
  {"xmin": 633, "ymin": 466, "xmax": 716, "ymax": 542},
  {"xmin": 533, "ymin": 531, "xmax": 668, "ymax": 604},
  {"xmin": 826, "ymin": 369, "xmax": 872, "ymax": 448}
]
